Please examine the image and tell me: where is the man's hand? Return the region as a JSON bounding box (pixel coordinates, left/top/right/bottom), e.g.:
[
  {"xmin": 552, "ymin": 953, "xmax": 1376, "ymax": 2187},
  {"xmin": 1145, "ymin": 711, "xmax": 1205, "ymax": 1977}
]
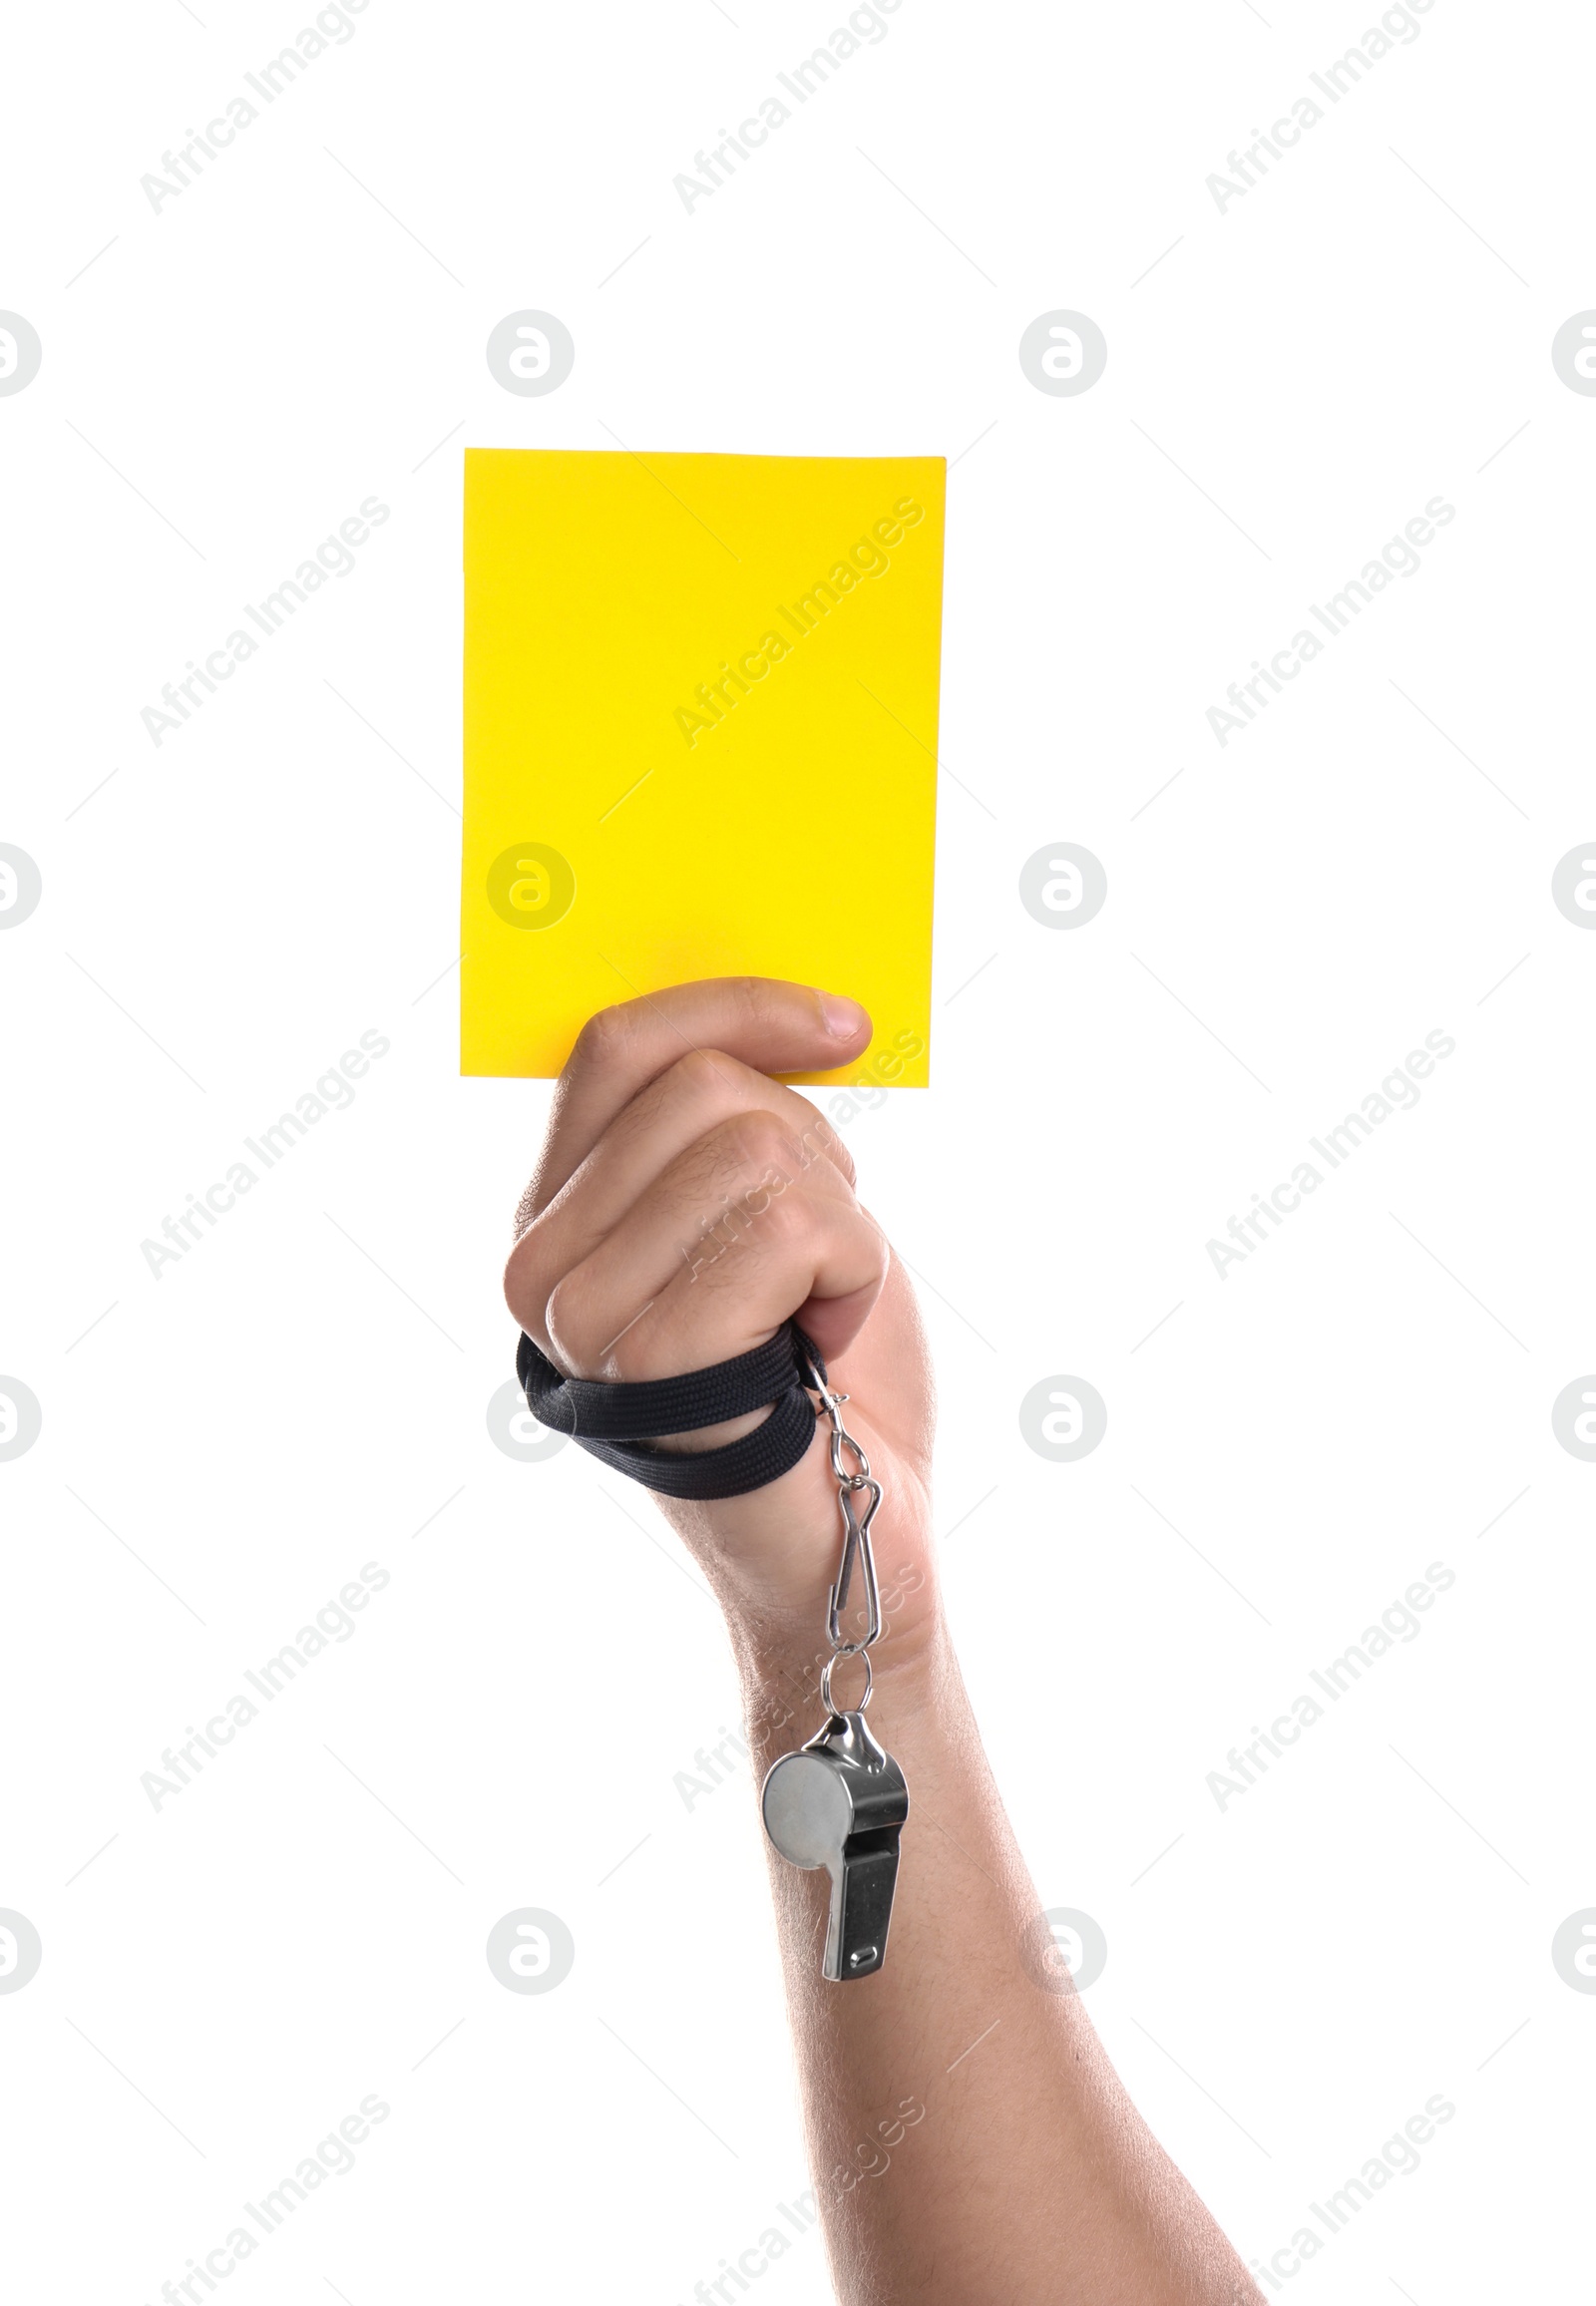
[
  {"xmin": 503, "ymin": 976, "xmax": 1266, "ymax": 2306},
  {"xmin": 503, "ymin": 976, "xmax": 938, "ymax": 1659}
]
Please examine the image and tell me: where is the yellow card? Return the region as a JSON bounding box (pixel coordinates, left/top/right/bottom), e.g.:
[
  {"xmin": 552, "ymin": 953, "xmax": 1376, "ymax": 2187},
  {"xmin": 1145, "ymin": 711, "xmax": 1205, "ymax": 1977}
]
[{"xmin": 460, "ymin": 448, "xmax": 944, "ymax": 1084}]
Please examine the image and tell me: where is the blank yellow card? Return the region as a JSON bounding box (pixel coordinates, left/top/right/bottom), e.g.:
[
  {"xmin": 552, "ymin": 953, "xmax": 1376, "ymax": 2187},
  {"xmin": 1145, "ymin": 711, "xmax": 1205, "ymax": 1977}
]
[{"xmin": 460, "ymin": 448, "xmax": 944, "ymax": 1083}]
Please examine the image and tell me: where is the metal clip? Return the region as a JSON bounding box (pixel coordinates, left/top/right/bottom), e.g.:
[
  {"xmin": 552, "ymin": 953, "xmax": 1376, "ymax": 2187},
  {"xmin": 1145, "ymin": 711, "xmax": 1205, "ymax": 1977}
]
[
  {"xmin": 827, "ymin": 1473, "xmax": 883, "ymax": 1656},
  {"xmin": 766, "ymin": 1344, "xmax": 907, "ymax": 1982},
  {"xmin": 802, "ymin": 1349, "xmax": 884, "ymax": 1659}
]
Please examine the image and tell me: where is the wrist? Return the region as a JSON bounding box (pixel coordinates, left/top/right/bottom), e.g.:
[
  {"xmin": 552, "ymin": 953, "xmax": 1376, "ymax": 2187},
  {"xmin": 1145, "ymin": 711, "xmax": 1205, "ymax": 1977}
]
[
  {"xmin": 656, "ymin": 1405, "xmax": 938, "ymax": 1644},
  {"xmin": 727, "ymin": 1579, "xmax": 948, "ymax": 1758}
]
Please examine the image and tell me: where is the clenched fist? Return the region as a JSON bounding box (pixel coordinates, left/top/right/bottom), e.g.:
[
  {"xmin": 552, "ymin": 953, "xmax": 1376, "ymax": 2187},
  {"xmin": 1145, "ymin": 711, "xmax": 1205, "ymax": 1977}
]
[{"xmin": 503, "ymin": 977, "xmax": 938, "ymax": 1669}]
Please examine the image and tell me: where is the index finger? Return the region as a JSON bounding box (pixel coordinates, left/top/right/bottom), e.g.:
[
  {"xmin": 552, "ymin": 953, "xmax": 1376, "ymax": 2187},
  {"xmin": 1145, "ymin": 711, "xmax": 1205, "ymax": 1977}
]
[{"xmin": 520, "ymin": 976, "xmax": 871, "ymax": 1223}]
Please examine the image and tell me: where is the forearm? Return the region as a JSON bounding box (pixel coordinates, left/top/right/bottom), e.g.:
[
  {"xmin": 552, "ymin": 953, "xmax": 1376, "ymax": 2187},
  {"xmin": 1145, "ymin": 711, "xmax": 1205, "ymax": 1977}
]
[
  {"xmin": 504, "ymin": 978, "xmax": 1265, "ymax": 2304},
  {"xmin": 730, "ymin": 1599, "xmax": 1264, "ymax": 2306}
]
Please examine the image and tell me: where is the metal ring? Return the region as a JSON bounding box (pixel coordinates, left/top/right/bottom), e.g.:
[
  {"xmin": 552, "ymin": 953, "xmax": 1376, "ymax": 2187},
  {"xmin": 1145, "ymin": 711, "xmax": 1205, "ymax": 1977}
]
[
  {"xmin": 820, "ymin": 1649, "xmax": 872, "ymax": 1715},
  {"xmin": 831, "ymin": 1430, "xmax": 872, "ymax": 1483}
]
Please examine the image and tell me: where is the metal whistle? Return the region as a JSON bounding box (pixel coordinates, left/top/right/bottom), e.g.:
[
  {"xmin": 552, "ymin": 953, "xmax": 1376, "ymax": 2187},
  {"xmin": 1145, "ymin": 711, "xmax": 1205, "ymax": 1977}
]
[{"xmin": 761, "ymin": 1709, "xmax": 909, "ymax": 1982}]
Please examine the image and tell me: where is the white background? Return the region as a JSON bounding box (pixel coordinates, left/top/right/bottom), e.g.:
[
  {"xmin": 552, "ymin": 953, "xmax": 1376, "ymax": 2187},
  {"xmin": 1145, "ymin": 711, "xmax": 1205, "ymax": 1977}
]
[{"xmin": 3, "ymin": 0, "xmax": 1593, "ymax": 2298}]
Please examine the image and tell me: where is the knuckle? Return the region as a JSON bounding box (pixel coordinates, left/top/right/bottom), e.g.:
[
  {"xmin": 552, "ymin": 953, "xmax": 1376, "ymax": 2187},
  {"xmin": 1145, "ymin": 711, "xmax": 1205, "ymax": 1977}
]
[
  {"xmin": 503, "ymin": 1227, "xmax": 554, "ymax": 1330},
  {"xmin": 748, "ymin": 1174, "xmax": 817, "ymax": 1250},
  {"xmin": 727, "ymin": 1109, "xmax": 795, "ymax": 1170},
  {"xmin": 544, "ymin": 1271, "xmax": 600, "ymax": 1370},
  {"xmin": 544, "ymin": 1268, "xmax": 576, "ymax": 1331},
  {"xmin": 671, "ymin": 1045, "xmax": 736, "ymax": 1102},
  {"xmin": 567, "ymin": 1001, "xmax": 631, "ymax": 1076},
  {"xmin": 794, "ymin": 1100, "xmax": 854, "ymax": 1183},
  {"xmin": 684, "ymin": 1111, "xmax": 772, "ymax": 1187},
  {"xmin": 750, "ymin": 1184, "xmax": 808, "ymax": 1242},
  {"xmin": 511, "ymin": 1176, "xmax": 541, "ymax": 1241},
  {"xmin": 605, "ymin": 1322, "xmax": 673, "ymax": 1383}
]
